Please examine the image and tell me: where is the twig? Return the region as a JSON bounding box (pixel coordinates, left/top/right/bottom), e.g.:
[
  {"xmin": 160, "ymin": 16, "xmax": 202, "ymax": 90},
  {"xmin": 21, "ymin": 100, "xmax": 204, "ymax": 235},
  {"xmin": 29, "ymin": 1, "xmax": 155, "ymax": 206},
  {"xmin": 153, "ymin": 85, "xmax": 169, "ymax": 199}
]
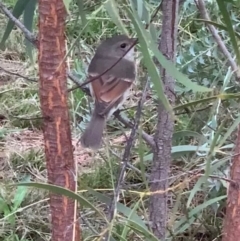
[
  {"xmin": 114, "ymin": 110, "xmax": 155, "ymax": 148},
  {"xmin": 0, "ymin": 66, "xmax": 37, "ymax": 82},
  {"xmin": 0, "ymin": 1, "xmax": 36, "ymax": 44},
  {"xmin": 104, "ymin": 79, "xmax": 149, "ymax": 240},
  {"xmin": 67, "ymin": 71, "xmax": 91, "ymax": 95},
  {"xmin": 196, "ymin": 0, "xmax": 240, "ymax": 78}
]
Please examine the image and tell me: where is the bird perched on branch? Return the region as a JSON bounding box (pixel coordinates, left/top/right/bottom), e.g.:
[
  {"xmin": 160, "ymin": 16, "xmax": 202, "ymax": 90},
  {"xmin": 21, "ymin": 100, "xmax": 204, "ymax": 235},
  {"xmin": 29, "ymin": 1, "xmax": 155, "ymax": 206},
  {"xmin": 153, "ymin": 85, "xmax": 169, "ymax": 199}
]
[{"xmin": 80, "ymin": 34, "xmax": 137, "ymax": 149}]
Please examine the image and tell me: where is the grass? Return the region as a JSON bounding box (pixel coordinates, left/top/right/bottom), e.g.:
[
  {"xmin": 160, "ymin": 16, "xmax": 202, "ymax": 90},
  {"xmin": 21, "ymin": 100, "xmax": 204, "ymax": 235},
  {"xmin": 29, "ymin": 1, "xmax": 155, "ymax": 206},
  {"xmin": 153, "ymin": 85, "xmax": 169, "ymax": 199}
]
[{"xmin": 0, "ymin": 0, "xmax": 237, "ymax": 240}]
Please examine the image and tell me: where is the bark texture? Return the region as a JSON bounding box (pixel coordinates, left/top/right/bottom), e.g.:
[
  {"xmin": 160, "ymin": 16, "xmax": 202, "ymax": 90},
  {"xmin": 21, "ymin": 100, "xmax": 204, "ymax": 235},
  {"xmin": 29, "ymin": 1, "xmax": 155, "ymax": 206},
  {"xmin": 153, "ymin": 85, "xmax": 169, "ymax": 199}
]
[
  {"xmin": 38, "ymin": 1, "xmax": 80, "ymax": 240},
  {"xmin": 149, "ymin": 0, "xmax": 179, "ymax": 240},
  {"xmin": 222, "ymin": 127, "xmax": 240, "ymax": 241}
]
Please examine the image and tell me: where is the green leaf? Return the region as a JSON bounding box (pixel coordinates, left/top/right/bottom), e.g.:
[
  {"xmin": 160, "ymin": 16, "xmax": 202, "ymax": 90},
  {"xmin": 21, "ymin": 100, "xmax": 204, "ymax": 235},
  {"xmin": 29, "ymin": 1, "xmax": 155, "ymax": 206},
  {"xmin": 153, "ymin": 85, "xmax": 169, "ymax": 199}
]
[
  {"xmin": 218, "ymin": 114, "xmax": 240, "ymax": 148},
  {"xmin": 128, "ymin": 5, "xmax": 211, "ymax": 93},
  {"xmin": 63, "ymin": 0, "xmax": 72, "ymax": 14},
  {"xmin": 174, "ymin": 195, "xmax": 226, "ymax": 234},
  {"xmin": 88, "ymin": 189, "xmax": 147, "ymax": 229},
  {"xmin": 173, "ymin": 131, "xmax": 207, "ymax": 143},
  {"xmin": 104, "ymin": 0, "xmax": 128, "ymax": 35},
  {"xmin": 193, "ymin": 18, "xmax": 240, "ymax": 39},
  {"xmin": 23, "ymin": 0, "xmax": 37, "ymax": 63},
  {"xmin": 173, "ymin": 93, "xmax": 240, "ymax": 111},
  {"xmin": 149, "ymin": 41, "xmax": 211, "ymax": 92},
  {"xmin": 121, "ymin": 199, "xmax": 142, "ymax": 239},
  {"xmin": 0, "ymin": 0, "xmax": 30, "ymax": 49},
  {"xmin": 13, "ymin": 182, "xmax": 107, "ymax": 220},
  {"xmin": 76, "ymin": 0, "xmax": 87, "ymax": 27},
  {"xmin": 0, "ymin": 197, "xmax": 15, "ymax": 225},
  {"xmin": 131, "ymin": 0, "xmax": 149, "ymax": 23},
  {"xmin": 171, "ymin": 145, "xmax": 210, "ymax": 157},
  {"xmin": 12, "ymin": 176, "xmax": 31, "ymax": 211},
  {"xmin": 216, "ymin": 0, "xmax": 240, "ymax": 65},
  {"xmin": 126, "ymin": 219, "xmax": 159, "ymax": 241},
  {"xmin": 125, "ymin": 6, "xmax": 173, "ymax": 114},
  {"xmin": 186, "ymin": 176, "xmax": 205, "ymax": 208}
]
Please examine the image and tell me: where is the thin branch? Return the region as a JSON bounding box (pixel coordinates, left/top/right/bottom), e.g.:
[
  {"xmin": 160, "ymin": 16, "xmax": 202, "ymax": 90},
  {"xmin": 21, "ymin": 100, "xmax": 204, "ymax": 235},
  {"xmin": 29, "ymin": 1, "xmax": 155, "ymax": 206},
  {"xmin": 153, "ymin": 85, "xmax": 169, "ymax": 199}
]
[
  {"xmin": 0, "ymin": 1, "xmax": 36, "ymax": 44},
  {"xmin": 0, "ymin": 66, "xmax": 37, "ymax": 82},
  {"xmin": 105, "ymin": 79, "xmax": 149, "ymax": 240},
  {"xmin": 114, "ymin": 110, "xmax": 155, "ymax": 148},
  {"xmin": 196, "ymin": 0, "xmax": 240, "ymax": 78}
]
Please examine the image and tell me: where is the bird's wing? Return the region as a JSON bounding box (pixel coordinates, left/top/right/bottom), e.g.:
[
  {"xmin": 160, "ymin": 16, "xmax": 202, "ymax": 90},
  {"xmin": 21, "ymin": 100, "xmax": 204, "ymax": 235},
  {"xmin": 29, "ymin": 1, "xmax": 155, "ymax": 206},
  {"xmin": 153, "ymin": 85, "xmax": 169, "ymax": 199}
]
[{"xmin": 89, "ymin": 74, "xmax": 133, "ymax": 116}]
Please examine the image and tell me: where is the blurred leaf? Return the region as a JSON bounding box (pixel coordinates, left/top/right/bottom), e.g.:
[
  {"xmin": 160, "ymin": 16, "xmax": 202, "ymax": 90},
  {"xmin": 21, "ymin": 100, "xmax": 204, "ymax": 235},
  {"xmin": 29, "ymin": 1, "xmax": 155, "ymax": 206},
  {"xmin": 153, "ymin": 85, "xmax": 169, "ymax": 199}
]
[
  {"xmin": 104, "ymin": 0, "xmax": 128, "ymax": 35},
  {"xmin": 174, "ymin": 195, "xmax": 226, "ymax": 234},
  {"xmin": 186, "ymin": 176, "xmax": 205, "ymax": 208},
  {"xmin": 144, "ymin": 145, "xmax": 211, "ymax": 161},
  {"xmin": 193, "ymin": 18, "xmax": 240, "ymax": 39},
  {"xmin": 218, "ymin": 114, "xmax": 240, "ymax": 148},
  {"xmin": 0, "ymin": 197, "xmax": 13, "ymax": 224},
  {"xmin": 14, "ymin": 182, "xmax": 106, "ymax": 220},
  {"xmin": 12, "ymin": 176, "xmax": 31, "ymax": 210},
  {"xmin": 149, "ymin": 41, "xmax": 211, "ymax": 92},
  {"xmin": 0, "ymin": 0, "xmax": 30, "ymax": 49},
  {"xmin": 76, "ymin": 0, "xmax": 87, "ymax": 26},
  {"xmin": 88, "ymin": 189, "xmax": 148, "ymax": 229},
  {"xmin": 126, "ymin": 6, "xmax": 173, "ymax": 113},
  {"xmin": 173, "ymin": 130, "xmax": 207, "ymax": 143},
  {"xmin": 171, "ymin": 145, "xmax": 210, "ymax": 157},
  {"xmin": 173, "ymin": 93, "xmax": 240, "ymax": 111},
  {"xmin": 149, "ymin": 23, "xmax": 158, "ymax": 43},
  {"xmin": 121, "ymin": 199, "xmax": 142, "ymax": 239},
  {"xmin": 216, "ymin": 0, "xmax": 240, "ymax": 65},
  {"xmin": 128, "ymin": 4, "xmax": 211, "ymax": 93},
  {"xmin": 126, "ymin": 220, "xmax": 159, "ymax": 241},
  {"xmin": 63, "ymin": 0, "xmax": 72, "ymax": 14},
  {"xmin": 131, "ymin": 0, "xmax": 149, "ymax": 23},
  {"xmin": 23, "ymin": 0, "xmax": 37, "ymax": 63}
]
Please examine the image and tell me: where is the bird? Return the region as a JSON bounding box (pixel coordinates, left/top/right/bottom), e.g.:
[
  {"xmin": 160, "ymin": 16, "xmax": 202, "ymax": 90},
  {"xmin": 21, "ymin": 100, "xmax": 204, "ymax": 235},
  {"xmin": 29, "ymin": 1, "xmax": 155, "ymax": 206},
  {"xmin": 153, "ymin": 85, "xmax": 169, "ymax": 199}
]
[{"xmin": 79, "ymin": 34, "xmax": 137, "ymax": 149}]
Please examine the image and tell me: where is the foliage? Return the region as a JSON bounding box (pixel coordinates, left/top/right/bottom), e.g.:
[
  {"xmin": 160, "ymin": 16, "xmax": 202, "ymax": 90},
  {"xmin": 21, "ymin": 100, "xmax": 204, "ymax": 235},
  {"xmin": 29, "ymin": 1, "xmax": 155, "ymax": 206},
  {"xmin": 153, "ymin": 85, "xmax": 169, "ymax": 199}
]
[{"xmin": 0, "ymin": 0, "xmax": 239, "ymax": 240}]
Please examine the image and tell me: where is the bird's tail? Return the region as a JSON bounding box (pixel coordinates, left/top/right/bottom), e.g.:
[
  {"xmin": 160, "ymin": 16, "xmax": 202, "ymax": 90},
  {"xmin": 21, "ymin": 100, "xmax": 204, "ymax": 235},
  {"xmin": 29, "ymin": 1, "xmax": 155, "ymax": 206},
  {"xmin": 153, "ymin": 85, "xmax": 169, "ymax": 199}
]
[{"xmin": 80, "ymin": 108, "xmax": 106, "ymax": 150}]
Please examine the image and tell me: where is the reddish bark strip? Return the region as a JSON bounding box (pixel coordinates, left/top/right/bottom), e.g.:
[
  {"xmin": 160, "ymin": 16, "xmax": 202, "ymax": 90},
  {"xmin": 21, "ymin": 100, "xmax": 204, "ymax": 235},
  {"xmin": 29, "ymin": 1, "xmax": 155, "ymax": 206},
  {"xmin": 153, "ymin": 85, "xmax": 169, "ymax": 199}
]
[
  {"xmin": 222, "ymin": 128, "xmax": 240, "ymax": 241},
  {"xmin": 38, "ymin": 1, "xmax": 80, "ymax": 240}
]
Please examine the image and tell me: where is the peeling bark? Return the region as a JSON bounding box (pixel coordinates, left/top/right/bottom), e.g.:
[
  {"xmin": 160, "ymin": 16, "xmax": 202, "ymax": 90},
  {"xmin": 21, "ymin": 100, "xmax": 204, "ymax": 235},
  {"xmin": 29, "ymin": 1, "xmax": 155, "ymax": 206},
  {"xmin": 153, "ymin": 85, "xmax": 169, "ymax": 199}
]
[
  {"xmin": 38, "ymin": 1, "xmax": 80, "ymax": 240},
  {"xmin": 222, "ymin": 127, "xmax": 240, "ymax": 241},
  {"xmin": 149, "ymin": 0, "xmax": 179, "ymax": 240}
]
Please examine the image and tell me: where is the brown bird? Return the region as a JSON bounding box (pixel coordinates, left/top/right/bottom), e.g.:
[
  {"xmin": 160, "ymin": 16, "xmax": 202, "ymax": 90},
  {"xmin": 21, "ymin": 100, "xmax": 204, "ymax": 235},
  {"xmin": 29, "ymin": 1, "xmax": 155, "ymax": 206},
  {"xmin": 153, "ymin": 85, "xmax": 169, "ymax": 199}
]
[{"xmin": 80, "ymin": 35, "xmax": 136, "ymax": 149}]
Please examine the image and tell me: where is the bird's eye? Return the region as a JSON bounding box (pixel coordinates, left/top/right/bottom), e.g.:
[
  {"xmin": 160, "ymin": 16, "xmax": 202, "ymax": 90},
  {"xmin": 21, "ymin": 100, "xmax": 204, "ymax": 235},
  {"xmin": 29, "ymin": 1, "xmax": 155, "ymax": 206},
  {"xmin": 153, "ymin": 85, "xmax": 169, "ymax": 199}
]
[{"xmin": 120, "ymin": 43, "xmax": 127, "ymax": 48}]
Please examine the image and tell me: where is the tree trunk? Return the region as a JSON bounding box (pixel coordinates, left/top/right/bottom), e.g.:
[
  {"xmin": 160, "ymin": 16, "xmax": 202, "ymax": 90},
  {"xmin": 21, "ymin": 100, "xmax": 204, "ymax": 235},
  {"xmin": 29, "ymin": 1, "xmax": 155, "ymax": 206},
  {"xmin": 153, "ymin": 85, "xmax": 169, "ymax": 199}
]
[
  {"xmin": 222, "ymin": 127, "xmax": 240, "ymax": 241},
  {"xmin": 149, "ymin": 0, "xmax": 179, "ymax": 240},
  {"xmin": 38, "ymin": 1, "xmax": 80, "ymax": 240}
]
